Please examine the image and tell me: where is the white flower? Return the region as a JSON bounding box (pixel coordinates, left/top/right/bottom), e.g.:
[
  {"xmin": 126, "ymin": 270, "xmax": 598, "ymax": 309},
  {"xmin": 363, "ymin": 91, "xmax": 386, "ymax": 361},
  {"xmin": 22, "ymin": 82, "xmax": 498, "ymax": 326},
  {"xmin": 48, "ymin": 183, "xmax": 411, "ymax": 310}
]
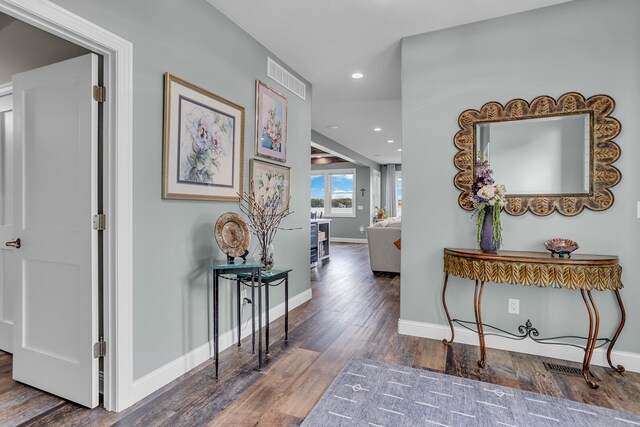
[{"xmin": 477, "ymin": 185, "xmax": 496, "ymax": 201}]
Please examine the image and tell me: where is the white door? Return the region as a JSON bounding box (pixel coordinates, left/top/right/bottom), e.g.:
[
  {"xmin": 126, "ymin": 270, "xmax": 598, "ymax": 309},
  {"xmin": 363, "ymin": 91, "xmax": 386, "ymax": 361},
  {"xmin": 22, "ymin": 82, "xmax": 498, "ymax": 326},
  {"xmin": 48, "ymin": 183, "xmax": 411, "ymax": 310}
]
[
  {"xmin": 0, "ymin": 89, "xmax": 14, "ymax": 352},
  {"xmin": 9, "ymin": 53, "xmax": 100, "ymax": 408}
]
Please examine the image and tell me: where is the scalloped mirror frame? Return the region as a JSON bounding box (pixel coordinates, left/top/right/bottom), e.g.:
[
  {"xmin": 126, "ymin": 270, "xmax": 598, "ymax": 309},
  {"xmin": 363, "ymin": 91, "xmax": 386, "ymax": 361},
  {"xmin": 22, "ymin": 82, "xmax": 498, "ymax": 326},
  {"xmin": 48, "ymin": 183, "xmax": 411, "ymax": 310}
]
[{"xmin": 454, "ymin": 92, "xmax": 621, "ymax": 216}]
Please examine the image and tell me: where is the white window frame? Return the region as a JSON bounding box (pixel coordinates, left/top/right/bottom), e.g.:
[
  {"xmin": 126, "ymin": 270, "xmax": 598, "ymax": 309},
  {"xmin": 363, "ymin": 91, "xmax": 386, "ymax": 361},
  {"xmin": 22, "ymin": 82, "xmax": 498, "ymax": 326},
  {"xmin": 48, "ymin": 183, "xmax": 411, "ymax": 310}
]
[{"xmin": 310, "ymin": 168, "xmax": 357, "ymax": 218}]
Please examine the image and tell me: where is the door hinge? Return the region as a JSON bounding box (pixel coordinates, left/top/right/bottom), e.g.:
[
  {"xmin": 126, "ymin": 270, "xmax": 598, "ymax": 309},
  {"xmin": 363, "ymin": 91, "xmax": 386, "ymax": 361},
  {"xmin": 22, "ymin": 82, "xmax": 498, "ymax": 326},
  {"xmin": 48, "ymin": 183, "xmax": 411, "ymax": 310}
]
[
  {"xmin": 94, "ymin": 337, "xmax": 106, "ymax": 358},
  {"xmin": 93, "ymin": 214, "xmax": 106, "ymax": 231},
  {"xmin": 93, "ymin": 85, "xmax": 106, "ymax": 103}
]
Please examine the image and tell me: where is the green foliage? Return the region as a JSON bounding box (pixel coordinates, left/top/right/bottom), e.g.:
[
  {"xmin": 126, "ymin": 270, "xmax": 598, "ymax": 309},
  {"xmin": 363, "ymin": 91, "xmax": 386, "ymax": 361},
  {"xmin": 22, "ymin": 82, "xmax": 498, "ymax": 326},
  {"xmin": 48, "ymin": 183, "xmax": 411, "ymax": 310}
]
[
  {"xmin": 331, "ymin": 198, "xmax": 352, "ymax": 208},
  {"xmin": 310, "ymin": 198, "xmax": 324, "ymax": 208},
  {"xmin": 476, "ymin": 204, "xmax": 503, "ymax": 247},
  {"xmin": 373, "ymin": 206, "xmax": 390, "ymax": 218}
]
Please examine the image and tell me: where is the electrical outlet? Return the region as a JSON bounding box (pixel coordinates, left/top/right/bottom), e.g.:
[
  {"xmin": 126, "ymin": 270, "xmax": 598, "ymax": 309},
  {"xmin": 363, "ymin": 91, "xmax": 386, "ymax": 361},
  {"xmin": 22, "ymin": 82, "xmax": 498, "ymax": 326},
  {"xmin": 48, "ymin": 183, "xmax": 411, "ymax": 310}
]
[
  {"xmin": 508, "ymin": 298, "xmax": 520, "ymax": 314},
  {"xmin": 241, "ymin": 288, "xmax": 249, "ymax": 304}
]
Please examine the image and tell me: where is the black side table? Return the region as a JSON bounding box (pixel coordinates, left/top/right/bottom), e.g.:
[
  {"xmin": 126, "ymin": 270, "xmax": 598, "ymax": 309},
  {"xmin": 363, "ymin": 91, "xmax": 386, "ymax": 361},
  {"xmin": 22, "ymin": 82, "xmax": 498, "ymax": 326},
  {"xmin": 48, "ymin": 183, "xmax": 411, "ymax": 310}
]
[
  {"xmin": 208, "ymin": 258, "xmax": 261, "ymax": 379},
  {"xmin": 236, "ymin": 268, "xmax": 292, "ymax": 358}
]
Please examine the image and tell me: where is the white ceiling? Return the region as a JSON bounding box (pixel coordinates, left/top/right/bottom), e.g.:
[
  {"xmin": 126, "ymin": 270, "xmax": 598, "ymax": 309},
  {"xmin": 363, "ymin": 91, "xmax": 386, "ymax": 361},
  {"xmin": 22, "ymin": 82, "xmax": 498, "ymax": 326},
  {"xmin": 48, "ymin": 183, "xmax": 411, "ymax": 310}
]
[{"xmin": 207, "ymin": 0, "xmax": 572, "ymax": 165}]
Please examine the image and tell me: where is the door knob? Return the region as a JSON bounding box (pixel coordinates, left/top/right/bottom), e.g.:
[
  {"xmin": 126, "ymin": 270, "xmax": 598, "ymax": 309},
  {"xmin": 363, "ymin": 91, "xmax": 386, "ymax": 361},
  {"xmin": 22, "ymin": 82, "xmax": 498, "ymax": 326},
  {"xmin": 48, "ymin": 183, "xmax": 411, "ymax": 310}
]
[{"xmin": 5, "ymin": 238, "xmax": 21, "ymax": 249}]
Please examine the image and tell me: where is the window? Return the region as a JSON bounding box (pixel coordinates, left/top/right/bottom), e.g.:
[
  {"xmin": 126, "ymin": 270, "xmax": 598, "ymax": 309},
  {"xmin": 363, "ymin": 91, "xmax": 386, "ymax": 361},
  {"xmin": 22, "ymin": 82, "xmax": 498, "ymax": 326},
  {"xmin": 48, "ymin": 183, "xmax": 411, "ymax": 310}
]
[
  {"xmin": 396, "ymin": 171, "xmax": 402, "ymax": 217},
  {"xmin": 309, "ymin": 169, "xmax": 356, "ymax": 217}
]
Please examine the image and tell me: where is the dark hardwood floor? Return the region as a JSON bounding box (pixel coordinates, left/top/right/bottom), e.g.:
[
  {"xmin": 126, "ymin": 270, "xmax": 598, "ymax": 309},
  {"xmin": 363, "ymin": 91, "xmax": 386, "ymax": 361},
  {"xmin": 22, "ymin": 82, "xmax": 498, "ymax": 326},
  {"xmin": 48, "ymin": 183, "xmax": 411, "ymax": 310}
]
[{"xmin": 1, "ymin": 243, "xmax": 639, "ymax": 426}]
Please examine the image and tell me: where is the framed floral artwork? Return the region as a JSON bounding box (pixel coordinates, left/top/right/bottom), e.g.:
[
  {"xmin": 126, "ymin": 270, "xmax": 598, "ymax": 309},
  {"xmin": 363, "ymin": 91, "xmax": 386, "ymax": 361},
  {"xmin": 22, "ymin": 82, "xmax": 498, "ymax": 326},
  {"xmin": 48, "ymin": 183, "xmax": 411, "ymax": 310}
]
[
  {"xmin": 162, "ymin": 73, "xmax": 245, "ymax": 201},
  {"xmin": 255, "ymin": 80, "xmax": 287, "ymax": 162},
  {"xmin": 249, "ymin": 159, "xmax": 291, "ymax": 214}
]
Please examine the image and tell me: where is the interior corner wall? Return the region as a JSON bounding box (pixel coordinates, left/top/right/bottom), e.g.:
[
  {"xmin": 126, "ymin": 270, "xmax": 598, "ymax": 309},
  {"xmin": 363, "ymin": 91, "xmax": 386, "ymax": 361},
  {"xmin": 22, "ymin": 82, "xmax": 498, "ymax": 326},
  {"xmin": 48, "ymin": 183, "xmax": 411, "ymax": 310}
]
[
  {"xmin": 401, "ymin": 0, "xmax": 640, "ymax": 353},
  {"xmin": 311, "ymin": 162, "xmax": 371, "ymax": 240},
  {"xmin": 50, "ymin": 0, "xmax": 312, "ymax": 380}
]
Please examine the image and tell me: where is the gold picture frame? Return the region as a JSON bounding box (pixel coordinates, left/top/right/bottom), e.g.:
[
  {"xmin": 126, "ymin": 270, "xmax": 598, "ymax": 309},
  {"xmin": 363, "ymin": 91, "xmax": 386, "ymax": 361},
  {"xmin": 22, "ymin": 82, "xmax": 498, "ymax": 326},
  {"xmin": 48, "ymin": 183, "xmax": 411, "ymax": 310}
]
[
  {"xmin": 162, "ymin": 73, "xmax": 245, "ymax": 201},
  {"xmin": 454, "ymin": 92, "xmax": 621, "ymax": 216}
]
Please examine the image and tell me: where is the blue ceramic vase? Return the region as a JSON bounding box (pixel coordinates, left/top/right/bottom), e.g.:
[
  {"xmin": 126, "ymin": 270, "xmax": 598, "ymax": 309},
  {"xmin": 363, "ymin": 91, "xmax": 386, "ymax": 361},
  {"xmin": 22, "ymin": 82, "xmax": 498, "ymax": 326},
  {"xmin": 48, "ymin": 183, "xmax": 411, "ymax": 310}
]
[{"xmin": 480, "ymin": 206, "xmax": 500, "ymax": 253}]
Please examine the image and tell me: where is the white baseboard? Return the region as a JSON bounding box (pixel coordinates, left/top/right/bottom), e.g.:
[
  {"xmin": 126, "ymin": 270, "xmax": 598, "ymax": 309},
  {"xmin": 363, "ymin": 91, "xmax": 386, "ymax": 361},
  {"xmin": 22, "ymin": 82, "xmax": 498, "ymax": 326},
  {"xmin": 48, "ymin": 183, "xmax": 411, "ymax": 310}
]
[
  {"xmin": 332, "ymin": 237, "xmax": 368, "ymax": 244},
  {"xmin": 131, "ymin": 288, "xmax": 313, "ymax": 404},
  {"xmin": 398, "ymin": 318, "xmax": 640, "ymax": 374}
]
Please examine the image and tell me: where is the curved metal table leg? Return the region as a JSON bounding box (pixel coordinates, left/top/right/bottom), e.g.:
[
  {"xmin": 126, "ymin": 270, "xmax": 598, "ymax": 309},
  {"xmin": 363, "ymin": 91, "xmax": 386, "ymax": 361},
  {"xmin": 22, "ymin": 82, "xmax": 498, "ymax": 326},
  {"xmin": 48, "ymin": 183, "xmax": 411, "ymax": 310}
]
[
  {"xmin": 441, "ymin": 273, "xmax": 454, "ymax": 346},
  {"xmin": 607, "ymin": 289, "xmax": 626, "ymax": 373},
  {"xmin": 581, "ymin": 289, "xmax": 600, "ymax": 389},
  {"xmin": 478, "ymin": 281, "xmax": 487, "ymax": 368},
  {"xmin": 580, "ymin": 289, "xmax": 594, "ymax": 385},
  {"xmin": 473, "ymin": 280, "xmax": 486, "ymax": 368}
]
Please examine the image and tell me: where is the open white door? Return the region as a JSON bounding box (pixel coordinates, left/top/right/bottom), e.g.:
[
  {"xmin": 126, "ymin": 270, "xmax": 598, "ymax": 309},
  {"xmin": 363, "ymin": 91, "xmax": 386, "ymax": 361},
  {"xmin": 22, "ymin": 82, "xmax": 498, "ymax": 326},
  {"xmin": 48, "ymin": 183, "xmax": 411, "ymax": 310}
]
[
  {"xmin": 9, "ymin": 54, "xmax": 100, "ymax": 408},
  {"xmin": 0, "ymin": 89, "xmax": 14, "ymax": 352}
]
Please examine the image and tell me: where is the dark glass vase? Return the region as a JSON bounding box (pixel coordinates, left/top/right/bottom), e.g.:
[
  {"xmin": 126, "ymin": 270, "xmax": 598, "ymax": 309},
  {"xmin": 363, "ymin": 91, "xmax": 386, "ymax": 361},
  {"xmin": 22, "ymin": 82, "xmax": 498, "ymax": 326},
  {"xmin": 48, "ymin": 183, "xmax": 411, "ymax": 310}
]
[{"xmin": 480, "ymin": 207, "xmax": 500, "ymax": 253}]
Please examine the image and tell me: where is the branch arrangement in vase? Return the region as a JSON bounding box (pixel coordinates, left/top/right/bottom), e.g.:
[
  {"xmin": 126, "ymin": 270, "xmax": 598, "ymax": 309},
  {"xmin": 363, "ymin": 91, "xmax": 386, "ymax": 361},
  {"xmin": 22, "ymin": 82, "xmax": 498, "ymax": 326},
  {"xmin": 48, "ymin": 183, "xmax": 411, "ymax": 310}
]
[{"xmin": 238, "ymin": 183, "xmax": 294, "ymax": 270}]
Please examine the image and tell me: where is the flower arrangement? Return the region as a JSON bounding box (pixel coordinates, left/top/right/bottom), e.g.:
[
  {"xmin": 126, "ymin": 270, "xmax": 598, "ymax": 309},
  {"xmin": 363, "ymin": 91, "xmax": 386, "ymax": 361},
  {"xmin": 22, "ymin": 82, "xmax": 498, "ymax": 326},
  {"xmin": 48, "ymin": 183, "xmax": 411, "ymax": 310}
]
[
  {"xmin": 374, "ymin": 206, "xmax": 390, "ymax": 219},
  {"xmin": 254, "ymin": 170, "xmax": 286, "ymax": 211},
  {"xmin": 472, "ymin": 161, "xmax": 506, "ymax": 248},
  {"xmin": 262, "ymin": 107, "xmax": 283, "ymax": 152},
  {"xmin": 184, "ymin": 108, "xmax": 226, "ymax": 184}
]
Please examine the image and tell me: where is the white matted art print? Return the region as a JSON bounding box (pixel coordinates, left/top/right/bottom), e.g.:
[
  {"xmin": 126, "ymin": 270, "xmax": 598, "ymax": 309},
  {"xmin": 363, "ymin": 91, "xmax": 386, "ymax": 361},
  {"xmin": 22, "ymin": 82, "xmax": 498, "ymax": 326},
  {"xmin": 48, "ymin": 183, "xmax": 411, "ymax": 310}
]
[
  {"xmin": 249, "ymin": 159, "xmax": 291, "ymax": 214},
  {"xmin": 163, "ymin": 73, "xmax": 245, "ymax": 200}
]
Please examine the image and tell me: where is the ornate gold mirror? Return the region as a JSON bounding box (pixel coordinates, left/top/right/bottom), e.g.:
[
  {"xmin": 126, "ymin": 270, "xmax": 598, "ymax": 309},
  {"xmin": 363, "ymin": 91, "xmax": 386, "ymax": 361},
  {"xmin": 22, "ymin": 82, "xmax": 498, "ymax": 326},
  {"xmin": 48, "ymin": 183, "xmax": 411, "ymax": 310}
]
[{"xmin": 454, "ymin": 92, "xmax": 621, "ymax": 216}]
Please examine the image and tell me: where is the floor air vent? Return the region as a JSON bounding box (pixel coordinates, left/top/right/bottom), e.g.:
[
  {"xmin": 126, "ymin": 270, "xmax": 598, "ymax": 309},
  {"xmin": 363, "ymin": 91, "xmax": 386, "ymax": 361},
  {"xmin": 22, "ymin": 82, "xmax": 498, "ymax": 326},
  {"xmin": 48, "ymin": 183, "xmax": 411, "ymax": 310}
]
[
  {"xmin": 543, "ymin": 362, "xmax": 597, "ymax": 379},
  {"xmin": 267, "ymin": 57, "xmax": 306, "ymax": 100}
]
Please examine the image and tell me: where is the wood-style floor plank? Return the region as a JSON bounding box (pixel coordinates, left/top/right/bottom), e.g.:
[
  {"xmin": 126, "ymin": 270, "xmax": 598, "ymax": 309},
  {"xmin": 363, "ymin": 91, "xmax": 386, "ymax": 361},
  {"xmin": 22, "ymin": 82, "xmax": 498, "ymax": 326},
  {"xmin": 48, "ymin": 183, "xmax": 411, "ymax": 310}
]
[{"xmin": 1, "ymin": 243, "xmax": 639, "ymax": 426}]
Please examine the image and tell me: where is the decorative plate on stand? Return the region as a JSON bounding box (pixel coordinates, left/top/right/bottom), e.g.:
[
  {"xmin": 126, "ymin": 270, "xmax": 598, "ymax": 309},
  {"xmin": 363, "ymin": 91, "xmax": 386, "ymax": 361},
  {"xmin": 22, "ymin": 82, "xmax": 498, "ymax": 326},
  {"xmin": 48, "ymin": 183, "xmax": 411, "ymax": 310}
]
[
  {"xmin": 215, "ymin": 212, "xmax": 250, "ymax": 258},
  {"xmin": 544, "ymin": 238, "xmax": 579, "ymax": 257}
]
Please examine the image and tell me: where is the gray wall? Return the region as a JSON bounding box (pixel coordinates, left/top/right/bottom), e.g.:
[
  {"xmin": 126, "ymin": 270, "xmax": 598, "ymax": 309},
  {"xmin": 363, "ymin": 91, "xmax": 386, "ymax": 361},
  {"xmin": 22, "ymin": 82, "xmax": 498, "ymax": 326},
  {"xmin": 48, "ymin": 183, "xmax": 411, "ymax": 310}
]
[
  {"xmin": 401, "ymin": 0, "xmax": 640, "ymax": 353},
  {"xmin": 0, "ymin": 13, "xmax": 89, "ymax": 84},
  {"xmin": 311, "ymin": 162, "xmax": 371, "ymax": 240},
  {"xmin": 50, "ymin": 0, "xmax": 312, "ymax": 380}
]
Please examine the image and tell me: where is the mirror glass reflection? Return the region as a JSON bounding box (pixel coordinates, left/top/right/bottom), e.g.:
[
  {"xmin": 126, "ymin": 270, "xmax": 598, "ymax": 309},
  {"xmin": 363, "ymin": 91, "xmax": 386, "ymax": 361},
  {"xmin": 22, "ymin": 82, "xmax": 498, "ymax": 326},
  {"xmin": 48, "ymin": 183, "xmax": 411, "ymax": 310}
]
[{"xmin": 476, "ymin": 113, "xmax": 590, "ymax": 195}]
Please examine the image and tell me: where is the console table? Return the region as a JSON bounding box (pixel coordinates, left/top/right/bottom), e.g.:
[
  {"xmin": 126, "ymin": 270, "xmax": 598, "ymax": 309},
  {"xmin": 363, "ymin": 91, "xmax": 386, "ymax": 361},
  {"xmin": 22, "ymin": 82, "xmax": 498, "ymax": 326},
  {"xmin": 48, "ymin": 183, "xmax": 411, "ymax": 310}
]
[
  {"xmin": 441, "ymin": 248, "xmax": 626, "ymax": 389},
  {"xmin": 208, "ymin": 258, "xmax": 262, "ymax": 379},
  {"xmin": 236, "ymin": 268, "xmax": 292, "ymax": 357}
]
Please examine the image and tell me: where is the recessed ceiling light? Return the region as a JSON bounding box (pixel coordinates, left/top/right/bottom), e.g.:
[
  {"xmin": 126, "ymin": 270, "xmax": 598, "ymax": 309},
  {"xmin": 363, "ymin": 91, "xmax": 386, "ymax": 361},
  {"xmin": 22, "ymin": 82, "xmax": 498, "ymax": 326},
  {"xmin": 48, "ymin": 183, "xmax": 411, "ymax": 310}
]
[
  {"xmin": 374, "ymin": 127, "xmax": 382, "ymax": 132},
  {"xmin": 397, "ymin": 148, "xmax": 402, "ymax": 152},
  {"xmin": 351, "ymin": 72, "xmax": 364, "ymax": 79},
  {"xmin": 387, "ymin": 139, "xmax": 394, "ymax": 143},
  {"xmin": 325, "ymin": 124, "xmax": 339, "ymax": 129}
]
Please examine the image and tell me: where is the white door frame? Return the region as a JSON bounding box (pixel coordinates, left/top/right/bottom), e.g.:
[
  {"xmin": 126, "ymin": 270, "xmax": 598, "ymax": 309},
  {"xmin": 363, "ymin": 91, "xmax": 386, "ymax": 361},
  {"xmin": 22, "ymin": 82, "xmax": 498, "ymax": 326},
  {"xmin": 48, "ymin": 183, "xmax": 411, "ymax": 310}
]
[{"xmin": 0, "ymin": 0, "xmax": 133, "ymax": 412}]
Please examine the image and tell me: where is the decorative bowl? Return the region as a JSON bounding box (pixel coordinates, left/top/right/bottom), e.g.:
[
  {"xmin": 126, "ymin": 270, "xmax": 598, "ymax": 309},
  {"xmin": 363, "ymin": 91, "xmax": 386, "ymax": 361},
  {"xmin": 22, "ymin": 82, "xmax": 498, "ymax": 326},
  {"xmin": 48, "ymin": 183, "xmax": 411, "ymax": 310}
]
[
  {"xmin": 544, "ymin": 238, "xmax": 579, "ymax": 257},
  {"xmin": 215, "ymin": 212, "xmax": 250, "ymax": 257}
]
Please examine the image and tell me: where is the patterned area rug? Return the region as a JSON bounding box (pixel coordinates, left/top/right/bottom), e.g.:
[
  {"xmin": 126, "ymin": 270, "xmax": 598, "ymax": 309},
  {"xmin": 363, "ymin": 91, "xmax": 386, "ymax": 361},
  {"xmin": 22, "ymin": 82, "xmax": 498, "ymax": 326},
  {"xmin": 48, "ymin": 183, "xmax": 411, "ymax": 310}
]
[{"xmin": 302, "ymin": 358, "xmax": 640, "ymax": 427}]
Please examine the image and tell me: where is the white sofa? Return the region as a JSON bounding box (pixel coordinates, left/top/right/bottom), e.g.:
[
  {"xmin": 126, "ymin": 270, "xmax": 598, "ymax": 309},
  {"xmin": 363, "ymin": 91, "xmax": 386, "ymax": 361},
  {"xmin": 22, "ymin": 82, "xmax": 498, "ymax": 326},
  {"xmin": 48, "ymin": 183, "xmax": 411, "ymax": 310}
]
[{"xmin": 366, "ymin": 218, "xmax": 401, "ymax": 274}]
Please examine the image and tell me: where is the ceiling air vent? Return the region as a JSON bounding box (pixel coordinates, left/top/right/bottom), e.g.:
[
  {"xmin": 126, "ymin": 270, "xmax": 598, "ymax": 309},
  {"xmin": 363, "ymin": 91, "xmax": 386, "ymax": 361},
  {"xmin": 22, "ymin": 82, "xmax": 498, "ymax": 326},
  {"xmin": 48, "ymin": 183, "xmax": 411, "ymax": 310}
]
[{"xmin": 267, "ymin": 57, "xmax": 306, "ymax": 100}]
